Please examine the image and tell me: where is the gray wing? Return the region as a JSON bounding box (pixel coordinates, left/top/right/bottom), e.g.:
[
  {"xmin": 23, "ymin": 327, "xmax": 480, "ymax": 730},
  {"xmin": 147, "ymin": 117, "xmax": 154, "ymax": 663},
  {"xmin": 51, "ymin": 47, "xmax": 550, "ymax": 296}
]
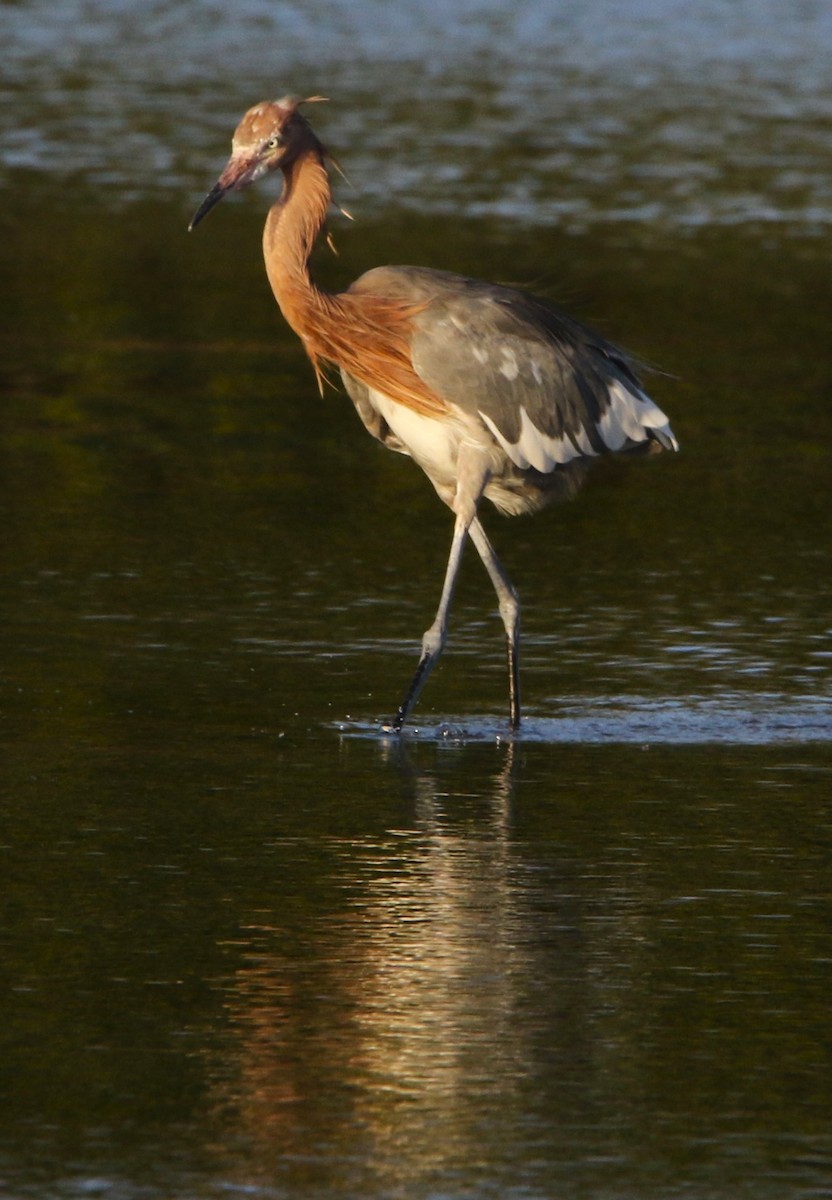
[{"xmin": 405, "ymin": 270, "xmax": 677, "ymax": 473}]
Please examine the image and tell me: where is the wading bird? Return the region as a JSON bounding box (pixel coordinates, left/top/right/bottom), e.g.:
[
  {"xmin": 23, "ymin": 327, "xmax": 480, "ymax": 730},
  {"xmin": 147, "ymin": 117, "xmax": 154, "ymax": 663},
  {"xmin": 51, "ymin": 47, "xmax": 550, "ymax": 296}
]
[{"xmin": 190, "ymin": 96, "xmax": 678, "ymax": 732}]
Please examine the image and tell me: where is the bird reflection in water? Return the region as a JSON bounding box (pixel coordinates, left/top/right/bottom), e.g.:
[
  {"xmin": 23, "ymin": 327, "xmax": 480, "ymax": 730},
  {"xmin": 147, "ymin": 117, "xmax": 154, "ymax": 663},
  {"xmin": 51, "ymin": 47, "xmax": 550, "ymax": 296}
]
[{"xmin": 201, "ymin": 747, "xmax": 589, "ymax": 1192}]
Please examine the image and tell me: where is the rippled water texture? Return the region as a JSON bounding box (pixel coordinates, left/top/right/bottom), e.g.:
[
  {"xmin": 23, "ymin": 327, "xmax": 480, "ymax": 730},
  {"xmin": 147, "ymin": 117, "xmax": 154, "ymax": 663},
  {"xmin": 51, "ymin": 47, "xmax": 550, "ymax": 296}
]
[
  {"xmin": 1, "ymin": 2, "xmax": 831, "ymax": 1198},
  {"xmin": 4, "ymin": 0, "xmax": 832, "ymax": 229}
]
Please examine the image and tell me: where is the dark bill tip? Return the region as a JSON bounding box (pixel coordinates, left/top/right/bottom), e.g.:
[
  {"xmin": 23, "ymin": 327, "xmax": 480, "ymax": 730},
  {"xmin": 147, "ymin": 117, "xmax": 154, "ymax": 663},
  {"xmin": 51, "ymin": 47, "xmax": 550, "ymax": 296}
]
[{"xmin": 188, "ymin": 181, "xmax": 227, "ymax": 232}]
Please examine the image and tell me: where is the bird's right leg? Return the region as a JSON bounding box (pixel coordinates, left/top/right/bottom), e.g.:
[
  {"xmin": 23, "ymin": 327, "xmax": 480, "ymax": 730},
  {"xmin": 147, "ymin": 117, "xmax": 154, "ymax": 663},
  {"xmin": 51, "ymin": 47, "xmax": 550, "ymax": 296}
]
[
  {"xmin": 468, "ymin": 517, "xmax": 521, "ymax": 730},
  {"xmin": 388, "ymin": 447, "xmax": 488, "ymax": 732}
]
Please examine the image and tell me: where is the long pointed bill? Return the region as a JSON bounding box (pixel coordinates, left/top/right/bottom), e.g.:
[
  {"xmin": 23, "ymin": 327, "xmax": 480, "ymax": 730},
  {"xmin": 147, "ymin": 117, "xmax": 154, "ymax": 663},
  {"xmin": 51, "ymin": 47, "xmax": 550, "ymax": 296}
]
[
  {"xmin": 188, "ymin": 153, "xmax": 259, "ymax": 231},
  {"xmin": 188, "ymin": 181, "xmax": 228, "ymax": 231}
]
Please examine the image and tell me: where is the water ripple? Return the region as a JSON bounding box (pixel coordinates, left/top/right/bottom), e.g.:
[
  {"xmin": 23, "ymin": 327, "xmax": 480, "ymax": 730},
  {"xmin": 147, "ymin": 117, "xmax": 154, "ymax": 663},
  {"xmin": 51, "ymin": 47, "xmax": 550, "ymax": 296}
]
[
  {"xmin": 339, "ymin": 693, "xmax": 832, "ymax": 745},
  {"xmin": 4, "ymin": 0, "xmax": 832, "ymax": 228}
]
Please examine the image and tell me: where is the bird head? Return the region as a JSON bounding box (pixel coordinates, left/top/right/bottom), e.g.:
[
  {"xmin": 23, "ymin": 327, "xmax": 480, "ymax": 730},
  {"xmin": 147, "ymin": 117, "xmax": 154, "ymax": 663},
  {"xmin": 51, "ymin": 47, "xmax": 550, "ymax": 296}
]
[{"xmin": 189, "ymin": 95, "xmax": 327, "ymax": 230}]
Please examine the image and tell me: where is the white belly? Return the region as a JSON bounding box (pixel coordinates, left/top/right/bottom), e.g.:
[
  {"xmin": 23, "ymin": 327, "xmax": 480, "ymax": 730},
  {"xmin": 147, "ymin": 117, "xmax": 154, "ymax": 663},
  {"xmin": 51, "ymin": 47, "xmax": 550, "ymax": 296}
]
[{"xmin": 369, "ymin": 388, "xmax": 462, "ymax": 483}]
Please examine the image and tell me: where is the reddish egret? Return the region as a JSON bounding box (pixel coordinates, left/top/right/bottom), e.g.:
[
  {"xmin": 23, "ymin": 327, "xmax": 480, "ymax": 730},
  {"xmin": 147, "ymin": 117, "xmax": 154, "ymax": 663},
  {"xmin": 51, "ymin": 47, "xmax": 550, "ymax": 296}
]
[{"xmin": 190, "ymin": 96, "xmax": 678, "ymax": 731}]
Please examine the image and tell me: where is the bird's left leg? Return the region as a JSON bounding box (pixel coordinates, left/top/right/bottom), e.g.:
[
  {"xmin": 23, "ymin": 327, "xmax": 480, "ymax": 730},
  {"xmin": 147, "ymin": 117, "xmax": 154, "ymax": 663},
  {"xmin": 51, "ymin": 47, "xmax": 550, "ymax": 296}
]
[
  {"xmin": 468, "ymin": 517, "xmax": 522, "ymax": 730},
  {"xmin": 389, "ymin": 446, "xmax": 489, "ymax": 732}
]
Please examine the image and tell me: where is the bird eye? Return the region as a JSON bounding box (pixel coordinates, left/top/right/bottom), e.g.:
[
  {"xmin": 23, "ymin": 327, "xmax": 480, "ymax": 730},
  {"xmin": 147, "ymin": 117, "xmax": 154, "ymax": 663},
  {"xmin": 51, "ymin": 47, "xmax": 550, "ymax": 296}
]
[{"xmin": 266, "ymin": 135, "xmax": 282, "ymax": 150}]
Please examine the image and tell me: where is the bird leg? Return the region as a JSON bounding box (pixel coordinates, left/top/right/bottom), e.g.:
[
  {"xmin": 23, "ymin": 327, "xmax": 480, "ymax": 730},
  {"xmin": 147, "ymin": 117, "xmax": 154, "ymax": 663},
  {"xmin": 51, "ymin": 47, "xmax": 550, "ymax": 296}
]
[
  {"xmin": 389, "ymin": 446, "xmax": 488, "ymax": 732},
  {"xmin": 468, "ymin": 517, "xmax": 522, "ymax": 730},
  {"xmin": 390, "ymin": 509, "xmax": 470, "ymax": 731}
]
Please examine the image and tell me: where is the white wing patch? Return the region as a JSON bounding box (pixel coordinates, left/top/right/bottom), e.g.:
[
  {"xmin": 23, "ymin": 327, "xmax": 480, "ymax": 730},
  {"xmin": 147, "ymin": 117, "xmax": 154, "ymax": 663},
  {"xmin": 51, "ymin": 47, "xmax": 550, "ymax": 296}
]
[
  {"xmin": 479, "ymin": 406, "xmax": 590, "ymax": 472},
  {"xmin": 480, "ymin": 380, "xmax": 678, "ymax": 473},
  {"xmin": 597, "ymin": 380, "xmax": 677, "ymax": 452},
  {"xmin": 498, "ymin": 346, "xmax": 520, "ymax": 381}
]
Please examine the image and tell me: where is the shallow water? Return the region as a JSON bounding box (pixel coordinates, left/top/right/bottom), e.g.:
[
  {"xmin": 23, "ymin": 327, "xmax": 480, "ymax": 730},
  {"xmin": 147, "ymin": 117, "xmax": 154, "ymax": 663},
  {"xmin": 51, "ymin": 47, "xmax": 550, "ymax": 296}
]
[{"xmin": 2, "ymin": 2, "xmax": 831, "ymax": 1197}]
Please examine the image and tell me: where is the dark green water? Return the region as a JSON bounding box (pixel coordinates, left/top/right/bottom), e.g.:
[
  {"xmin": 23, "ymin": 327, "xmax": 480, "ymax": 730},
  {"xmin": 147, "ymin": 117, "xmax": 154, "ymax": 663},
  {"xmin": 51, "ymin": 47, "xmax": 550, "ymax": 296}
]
[
  {"xmin": 2, "ymin": 2, "xmax": 832, "ymax": 1194},
  {"xmin": 2, "ymin": 183, "xmax": 830, "ymax": 1200}
]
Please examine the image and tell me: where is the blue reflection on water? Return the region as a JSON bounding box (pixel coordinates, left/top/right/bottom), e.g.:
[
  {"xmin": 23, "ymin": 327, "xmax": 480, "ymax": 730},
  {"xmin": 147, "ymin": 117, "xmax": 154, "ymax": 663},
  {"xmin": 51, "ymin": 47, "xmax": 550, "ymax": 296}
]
[
  {"xmin": 338, "ymin": 692, "xmax": 832, "ymax": 745},
  {"xmin": 4, "ymin": 0, "xmax": 832, "ymax": 227}
]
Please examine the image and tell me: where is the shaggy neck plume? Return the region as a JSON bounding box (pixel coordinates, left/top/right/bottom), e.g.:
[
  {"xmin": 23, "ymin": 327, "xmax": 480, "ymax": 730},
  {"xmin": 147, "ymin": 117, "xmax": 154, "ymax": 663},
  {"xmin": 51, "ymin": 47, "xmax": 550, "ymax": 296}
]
[{"xmin": 261, "ymin": 149, "xmax": 446, "ymax": 414}]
